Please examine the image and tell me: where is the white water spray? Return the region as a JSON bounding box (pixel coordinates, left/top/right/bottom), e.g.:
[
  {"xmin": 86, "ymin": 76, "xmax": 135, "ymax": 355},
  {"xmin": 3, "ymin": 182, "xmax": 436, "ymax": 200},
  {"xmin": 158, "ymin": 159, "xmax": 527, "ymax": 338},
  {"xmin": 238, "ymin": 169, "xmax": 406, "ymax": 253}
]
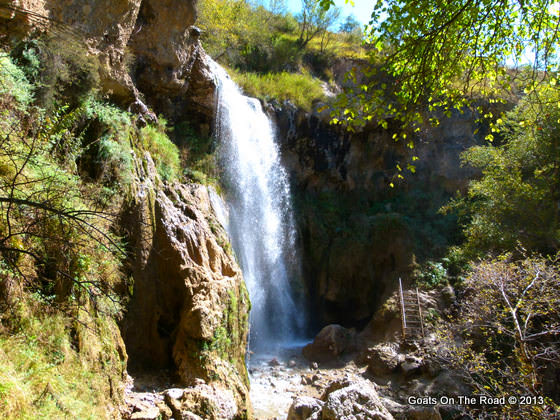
[{"xmin": 211, "ymin": 62, "xmax": 304, "ymax": 352}]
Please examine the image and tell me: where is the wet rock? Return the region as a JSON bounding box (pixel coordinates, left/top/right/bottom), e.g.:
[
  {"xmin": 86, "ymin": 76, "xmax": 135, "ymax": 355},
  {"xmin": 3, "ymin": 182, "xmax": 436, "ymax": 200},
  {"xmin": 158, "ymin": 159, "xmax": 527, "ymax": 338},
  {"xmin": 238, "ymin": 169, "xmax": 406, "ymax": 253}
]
[
  {"xmin": 269, "ymin": 358, "xmax": 280, "ymax": 366},
  {"xmin": 302, "ymin": 324, "xmax": 356, "ymax": 363},
  {"xmin": 287, "ymin": 396, "xmax": 324, "ymax": 420},
  {"xmin": 289, "ymin": 360, "xmax": 297, "ymax": 368},
  {"xmin": 321, "ymin": 379, "xmax": 394, "ymax": 420}
]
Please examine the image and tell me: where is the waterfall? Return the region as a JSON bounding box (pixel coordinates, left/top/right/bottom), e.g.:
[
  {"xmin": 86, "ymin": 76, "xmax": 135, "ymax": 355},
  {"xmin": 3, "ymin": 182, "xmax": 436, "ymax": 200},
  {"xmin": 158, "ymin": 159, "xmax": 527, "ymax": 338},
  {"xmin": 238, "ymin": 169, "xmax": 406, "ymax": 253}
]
[{"xmin": 211, "ymin": 62, "xmax": 304, "ymax": 352}]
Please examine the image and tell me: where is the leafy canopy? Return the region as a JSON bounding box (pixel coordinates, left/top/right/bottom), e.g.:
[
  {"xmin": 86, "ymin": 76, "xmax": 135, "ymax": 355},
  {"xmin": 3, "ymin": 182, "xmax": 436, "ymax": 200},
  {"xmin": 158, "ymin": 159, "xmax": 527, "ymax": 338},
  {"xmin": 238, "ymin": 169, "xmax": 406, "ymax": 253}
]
[
  {"xmin": 443, "ymin": 86, "xmax": 560, "ymax": 257},
  {"xmin": 331, "ymin": 0, "xmax": 560, "ymax": 130}
]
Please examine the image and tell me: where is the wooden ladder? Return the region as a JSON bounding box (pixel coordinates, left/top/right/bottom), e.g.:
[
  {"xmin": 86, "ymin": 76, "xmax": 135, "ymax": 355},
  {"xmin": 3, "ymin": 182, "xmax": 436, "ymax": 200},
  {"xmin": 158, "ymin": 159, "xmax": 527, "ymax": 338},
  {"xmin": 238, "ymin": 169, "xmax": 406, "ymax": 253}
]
[{"xmin": 398, "ymin": 278, "xmax": 425, "ymax": 341}]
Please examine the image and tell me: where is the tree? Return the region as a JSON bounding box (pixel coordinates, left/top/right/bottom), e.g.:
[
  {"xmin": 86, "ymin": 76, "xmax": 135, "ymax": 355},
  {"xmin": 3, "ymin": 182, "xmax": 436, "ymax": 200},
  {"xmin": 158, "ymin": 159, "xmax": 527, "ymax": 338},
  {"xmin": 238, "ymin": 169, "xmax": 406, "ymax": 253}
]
[
  {"xmin": 442, "ymin": 87, "xmax": 560, "ymax": 258},
  {"xmin": 339, "ymin": 14, "xmax": 360, "ymax": 33},
  {"xmin": 297, "ymin": 0, "xmax": 341, "ymax": 49},
  {"xmin": 329, "ymin": 0, "xmax": 560, "ymax": 133}
]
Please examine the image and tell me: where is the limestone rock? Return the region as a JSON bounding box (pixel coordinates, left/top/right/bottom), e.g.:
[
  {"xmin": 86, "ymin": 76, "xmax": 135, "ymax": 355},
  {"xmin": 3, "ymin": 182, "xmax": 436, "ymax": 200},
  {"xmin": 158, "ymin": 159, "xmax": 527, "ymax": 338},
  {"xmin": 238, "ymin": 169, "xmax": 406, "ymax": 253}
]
[
  {"xmin": 0, "ymin": 0, "xmax": 215, "ymax": 123},
  {"xmin": 129, "ymin": 1, "xmax": 217, "ymax": 122},
  {"xmin": 302, "ymin": 324, "xmax": 356, "ymax": 363},
  {"xmin": 400, "ymin": 355, "xmax": 423, "ymax": 376},
  {"xmin": 287, "ymin": 396, "xmax": 324, "ymax": 420},
  {"xmin": 130, "ymin": 406, "xmax": 160, "ymax": 420},
  {"xmin": 121, "ymin": 153, "xmax": 250, "ymax": 419},
  {"xmin": 165, "ymin": 384, "xmax": 238, "ymax": 420},
  {"xmin": 365, "ymin": 343, "xmax": 402, "ymax": 376},
  {"xmin": 321, "ymin": 380, "xmax": 394, "ymax": 420}
]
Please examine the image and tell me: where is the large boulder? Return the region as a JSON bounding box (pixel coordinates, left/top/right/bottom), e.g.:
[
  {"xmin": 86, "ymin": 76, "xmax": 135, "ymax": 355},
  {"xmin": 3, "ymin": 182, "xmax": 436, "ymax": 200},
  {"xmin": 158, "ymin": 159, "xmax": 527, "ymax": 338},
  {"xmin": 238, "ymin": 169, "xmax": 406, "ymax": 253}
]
[
  {"xmin": 364, "ymin": 343, "xmax": 403, "ymax": 376},
  {"xmin": 163, "ymin": 384, "xmax": 239, "ymax": 420},
  {"xmin": 302, "ymin": 324, "xmax": 356, "ymax": 363}
]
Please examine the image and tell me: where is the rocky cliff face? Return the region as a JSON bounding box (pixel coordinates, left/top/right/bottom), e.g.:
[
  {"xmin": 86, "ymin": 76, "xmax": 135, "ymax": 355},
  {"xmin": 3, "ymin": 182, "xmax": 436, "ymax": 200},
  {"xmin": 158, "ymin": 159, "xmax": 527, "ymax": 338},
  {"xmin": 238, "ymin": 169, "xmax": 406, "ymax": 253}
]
[
  {"xmin": 270, "ymin": 102, "xmax": 483, "ymax": 329},
  {"xmin": 1, "ymin": 3, "xmax": 248, "ymax": 416},
  {"xmin": 120, "ymin": 154, "xmax": 250, "ymax": 419},
  {"xmin": 1, "ymin": 0, "xmax": 217, "ymax": 124}
]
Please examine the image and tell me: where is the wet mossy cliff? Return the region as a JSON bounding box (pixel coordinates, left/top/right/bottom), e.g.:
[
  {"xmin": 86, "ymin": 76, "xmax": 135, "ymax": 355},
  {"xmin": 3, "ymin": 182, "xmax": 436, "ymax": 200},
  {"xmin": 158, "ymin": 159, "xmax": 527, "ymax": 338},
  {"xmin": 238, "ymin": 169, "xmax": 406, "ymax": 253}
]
[{"xmin": 270, "ymin": 100, "xmax": 485, "ymax": 330}]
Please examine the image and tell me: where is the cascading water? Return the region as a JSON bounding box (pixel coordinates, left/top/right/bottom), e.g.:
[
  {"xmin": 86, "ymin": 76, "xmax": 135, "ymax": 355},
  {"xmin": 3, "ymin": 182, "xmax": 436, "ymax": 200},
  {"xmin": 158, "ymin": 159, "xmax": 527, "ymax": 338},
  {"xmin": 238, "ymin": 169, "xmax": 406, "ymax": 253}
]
[{"xmin": 211, "ymin": 62, "xmax": 304, "ymax": 353}]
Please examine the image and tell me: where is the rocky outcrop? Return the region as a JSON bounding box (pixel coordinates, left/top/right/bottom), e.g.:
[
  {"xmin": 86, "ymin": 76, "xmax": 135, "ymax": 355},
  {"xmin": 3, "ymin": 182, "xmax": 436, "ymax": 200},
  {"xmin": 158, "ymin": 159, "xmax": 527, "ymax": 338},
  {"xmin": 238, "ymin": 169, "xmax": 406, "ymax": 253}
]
[
  {"xmin": 129, "ymin": 2, "xmax": 217, "ymax": 123},
  {"xmin": 0, "ymin": 0, "xmax": 216, "ymax": 123},
  {"xmin": 288, "ymin": 379, "xmax": 394, "ymax": 420},
  {"xmin": 287, "ymin": 397, "xmax": 324, "ymax": 420},
  {"xmin": 302, "ymin": 324, "xmax": 357, "ymax": 363},
  {"xmin": 120, "ymin": 153, "xmax": 250, "ymax": 419},
  {"xmin": 269, "ymin": 99, "xmax": 484, "ymax": 329}
]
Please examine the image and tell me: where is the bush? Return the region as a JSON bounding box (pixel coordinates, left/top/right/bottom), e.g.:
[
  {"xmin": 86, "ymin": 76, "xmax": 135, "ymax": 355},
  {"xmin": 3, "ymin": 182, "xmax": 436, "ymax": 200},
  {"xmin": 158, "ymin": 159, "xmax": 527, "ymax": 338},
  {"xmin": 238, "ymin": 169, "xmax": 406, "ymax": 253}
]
[
  {"xmin": 413, "ymin": 260, "xmax": 448, "ymax": 287},
  {"xmin": 0, "ymin": 54, "xmax": 34, "ymax": 108},
  {"xmin": 443, "ymin": 87, "xmax": 560, "ymax": 258},
  {"xmin": 437, "ymin": 255, "xmax": 560, "ymax": 417}
]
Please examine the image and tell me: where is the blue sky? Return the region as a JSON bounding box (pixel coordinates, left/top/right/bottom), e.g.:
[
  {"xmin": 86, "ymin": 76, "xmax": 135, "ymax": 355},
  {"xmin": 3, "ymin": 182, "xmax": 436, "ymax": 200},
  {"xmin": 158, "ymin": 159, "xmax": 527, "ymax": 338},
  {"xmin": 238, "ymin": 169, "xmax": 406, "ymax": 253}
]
[{"xmin": 285, "ymin": 0, "xmax": 375, "ymax": 27}]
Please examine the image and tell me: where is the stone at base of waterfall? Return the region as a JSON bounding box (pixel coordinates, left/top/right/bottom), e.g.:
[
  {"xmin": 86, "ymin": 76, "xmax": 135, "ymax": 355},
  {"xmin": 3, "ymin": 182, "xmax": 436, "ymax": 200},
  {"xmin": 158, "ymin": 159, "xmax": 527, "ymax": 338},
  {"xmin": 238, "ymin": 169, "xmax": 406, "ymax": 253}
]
[
  {"xmin": 163, "ymin": 384, "xmax": 237, "ymax": 420},
  {"xmin": 400, "ymin": 355, "xmax": 424, "ymax": 376},
  {"xmin": 287, "ymin": 379, "xmax": 393, "ymax": 420},
  {"xmin": 321, "ymin": 380, "xmax": 394, "ymax": 420},
  {"xmin": 287, "ymin": 396, "xmax": 324, "ymax": 420},
  {"xmin": 302, "ymin": 324, "xmax": 356, "ymax": 363}
]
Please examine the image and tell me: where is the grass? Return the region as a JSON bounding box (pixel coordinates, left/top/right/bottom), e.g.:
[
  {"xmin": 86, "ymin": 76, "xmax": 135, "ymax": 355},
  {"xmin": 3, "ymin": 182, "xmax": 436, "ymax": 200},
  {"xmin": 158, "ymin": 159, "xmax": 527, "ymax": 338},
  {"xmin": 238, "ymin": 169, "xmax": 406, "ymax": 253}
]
[
  {"xmin": 140, "ymin": 122, "xmax": 181, "ymax": 182},
  {"xmin": 0, "ymin": 300, "xmax": 125, "ymax": 419},
  {"xmin": 230, "ymin": 69, "xmax": 327, "ymax": 110}
]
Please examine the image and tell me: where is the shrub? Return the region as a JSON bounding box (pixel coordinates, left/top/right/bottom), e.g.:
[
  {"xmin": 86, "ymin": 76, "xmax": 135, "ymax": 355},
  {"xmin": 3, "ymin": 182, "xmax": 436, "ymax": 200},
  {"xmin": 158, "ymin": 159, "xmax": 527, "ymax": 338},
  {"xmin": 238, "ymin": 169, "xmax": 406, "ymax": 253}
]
[
  {"xmin": 413, "ymin": 260, "xmax": 448, "ymax": 287},
  {"xmin": 0, "ymin": 54, "xmax": 34, "ymax": 108},
  {"xmin": 436, "ymin": 255, "xmax": 560, "ymax": 418},
  {"xmin": 443, "ymin": 87, "xmax": 560, "ymax": 258}
]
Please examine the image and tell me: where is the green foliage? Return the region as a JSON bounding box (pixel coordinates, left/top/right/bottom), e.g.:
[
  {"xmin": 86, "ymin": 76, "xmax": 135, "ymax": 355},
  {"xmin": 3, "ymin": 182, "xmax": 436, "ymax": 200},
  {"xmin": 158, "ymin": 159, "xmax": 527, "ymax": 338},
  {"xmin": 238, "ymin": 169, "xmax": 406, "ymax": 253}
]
[
  {"xmin": 443, "ymin": 87, "xmax": 560, "ymax": 257},
  {"xmin": 0, "ymin": 301, "xmax": 126, "ymax": 419},
  {"xmin": 230, "ymin": 69, "xmax": 326, "ymax": 110},
  {"xmin": 0, "ymin": 42, "xmax": 131, "ymax": 420},
  {"xmin": 413, "ymin": 260, "xmax": 447, "ymax": 288},
  {"xmin": 173, "ymin": 121, "xmax": 219, "ymax": 185},
  {"xmin": 84, "ymin": 98, "xmax": 135, "ymax": 187},
  {"xmin": 15, "ymin": 34, "xmax": 100, "ymax": 110},
  {"xmin": 198, "ymin": 0, "xmax": 363, "ymax": 105},
  {"xmin": 330, "ymin": 0, "xmax": 560, "ymax": 138},
  {"xmin": 140, "ymin": 121, "xmax": 181, "ymax": 181},
  {"xmin": 297, "ymin": 0, "xmax": 341, "ymax": 50},
  {"xmin": 0, "ymin": 54, "xmax": 34, "ymax": 108}
]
